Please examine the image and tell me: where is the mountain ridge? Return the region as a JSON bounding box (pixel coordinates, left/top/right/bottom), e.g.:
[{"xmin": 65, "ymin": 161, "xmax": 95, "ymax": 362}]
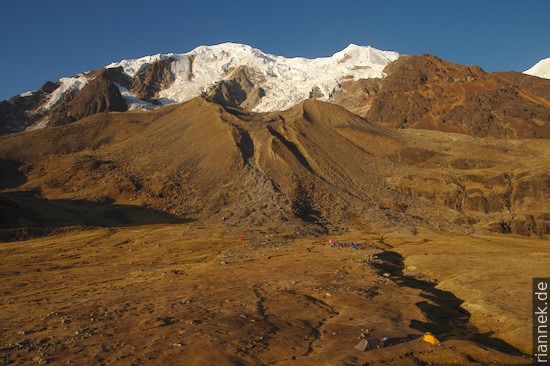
[
  {"xmin": 1, "ymin": 44, "xmax": 549, "ymax": 366},
  {"xmin": 1, "ymin": 43, "xmax": 549, "ymax": 139}
]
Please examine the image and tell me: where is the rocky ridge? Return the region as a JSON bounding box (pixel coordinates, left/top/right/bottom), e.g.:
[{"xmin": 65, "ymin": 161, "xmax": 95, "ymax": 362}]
[{"xmin": 362, "ymin": 55, "xmax": 550, "ymax": 138}]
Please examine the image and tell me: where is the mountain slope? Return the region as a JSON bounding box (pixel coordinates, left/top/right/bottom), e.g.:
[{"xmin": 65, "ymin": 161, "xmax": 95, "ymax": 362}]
[
  {"xmin": 1, "ymin": 97, "xmax": 548, "ymax": 237},
  {"xmin": 361, "ymin": 54, "xmax": 550, "ymax": 138}
]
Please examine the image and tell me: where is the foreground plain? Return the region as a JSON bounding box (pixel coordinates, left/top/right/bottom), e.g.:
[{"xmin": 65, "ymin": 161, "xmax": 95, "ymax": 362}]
[{"xmin": 1, "ymin": 223, "xmax": 545, "ymax": 365}]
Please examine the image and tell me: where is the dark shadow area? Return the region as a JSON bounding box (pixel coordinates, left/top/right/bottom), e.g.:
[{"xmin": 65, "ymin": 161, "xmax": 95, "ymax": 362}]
[
  {"xmin": 384, "ymin": 334, "xmax": 421, "ymax": 347},
  {"xmin": 0, "ymin": 191, "xmax": 193, "ymax": 242},
  {"xmin": 219, "ymin": 103, "xmax": 255, "ymax": 121},
  {"xmin": 0, "ymin": 158, "xmax": 27, "ymax": 189},
  {"xmin": 371, "ymin": 250, "xmax": 525, "ymax": 357},
  {"xmin": 235, "ymin": 127, "xmax": 254, "ymax": 166},
  {"xmin": 471, "ymin": 331, "xmax": 527, "ymax": 355},
  {"xmin": 292, "ymin": 197, "xmax": 323, "ymax": 225},
  {"xmin": 290, "ymin": 185, "xmax": 327, "ymax": 234}
]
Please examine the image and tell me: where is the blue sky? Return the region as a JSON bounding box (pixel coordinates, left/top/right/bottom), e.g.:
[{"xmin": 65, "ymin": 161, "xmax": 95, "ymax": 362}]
[{"xmin": 1, "ymin": 0, "xmax": 549, "ymax": 100}]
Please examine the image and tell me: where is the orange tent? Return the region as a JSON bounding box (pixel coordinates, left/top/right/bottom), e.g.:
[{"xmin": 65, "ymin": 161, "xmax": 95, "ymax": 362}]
[{"xmin": 422, "ymin": 332, "xmax": 441, "ymax": 345}]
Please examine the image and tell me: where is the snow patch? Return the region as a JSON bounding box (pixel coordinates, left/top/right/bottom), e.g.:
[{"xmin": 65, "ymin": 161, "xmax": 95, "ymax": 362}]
[
  {"xmin": 107, "ymin": 53, "xmax": 175, "ymax": 77},
  {"xmin": 115, "ymin": 83, "xmax": 157, "ymax": 110},
  {"xmin": 43, "ymin": 75, "xmax": 88, "ymax": 109},
  {"xmin": 26, "ymin": 116, "xmax": 49, "ymax": 131}
]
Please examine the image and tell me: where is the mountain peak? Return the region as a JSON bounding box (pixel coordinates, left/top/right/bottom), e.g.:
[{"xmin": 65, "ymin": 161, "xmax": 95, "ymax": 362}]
[
  {"xmin": 4, "ymin": 42, "xmax": 400, "ymax": 132},
  {"xmin": 332, "ymin": 44, "xmax": 399, "ymax": 66},
  {"xmin": 0, "ymin": 42, "xmax": 402, "ymax": 133},
  {"xmin": 336, "ymin": 43, "xmax": 365, "ymax": 54},
  {"xmin": 524, "ymin": 57, "xmax": 550, "ymax": 79}
]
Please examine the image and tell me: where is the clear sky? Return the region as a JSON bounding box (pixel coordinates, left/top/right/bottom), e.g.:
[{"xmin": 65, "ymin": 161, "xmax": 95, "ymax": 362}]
[{"xmin": 1, "ymin": 0, "xmax": 549, "ymax": 100}]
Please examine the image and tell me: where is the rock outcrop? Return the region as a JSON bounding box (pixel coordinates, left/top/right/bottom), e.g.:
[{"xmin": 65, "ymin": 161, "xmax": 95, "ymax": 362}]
[
  {"xmin": 0, "ymin": 81, "xmax": 59, "ymax": 133},
  {"xmin": 206, "ymin": 66, "xmax": 266, "ymax": 110},
  {"xmin": 130, "ymin": 57, "xmax": 176, "ymax": 102},
  {"xmin": 1, "ymin": 69, "xmax": 128, "ymax": 133},
  {"xmin": 49, "ymin": 69, "xmax": 128, "ymax": 126},
  {"xmin": 362, "ymin": 54, "xmax": 550, "ymax": 138}
]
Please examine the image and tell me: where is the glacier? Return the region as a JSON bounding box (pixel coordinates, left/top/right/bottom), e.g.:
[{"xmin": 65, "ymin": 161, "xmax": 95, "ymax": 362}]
[{"xmin": 106, "ymin": 42, "xmax": 400, "ymax": 112}]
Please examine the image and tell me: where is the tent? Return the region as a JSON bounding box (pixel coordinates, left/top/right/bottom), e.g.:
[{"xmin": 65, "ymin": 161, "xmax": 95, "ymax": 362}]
[
  {"xmin": 422, "ymin": 332, "xmax": 441, "ymax": 345},
  {"xmin": 355, "ymin": 337, "xmax": 387, "ymax": 351}
]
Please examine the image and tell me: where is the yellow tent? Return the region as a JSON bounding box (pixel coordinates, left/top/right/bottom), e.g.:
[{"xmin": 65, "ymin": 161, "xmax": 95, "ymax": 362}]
[{"xmin": 422, "ymin": 332, "xmax": 441, "ymax": 345}]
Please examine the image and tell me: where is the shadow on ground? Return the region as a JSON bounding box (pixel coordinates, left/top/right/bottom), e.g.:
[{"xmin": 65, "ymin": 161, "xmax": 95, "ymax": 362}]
[
  {"xmin": 372, "ymin": 250, "xmax": 525, "ymax": 357},
  {"xmin": 0, "ymin": 158, "xmax": 28, "ymax": 189},
  {"xmin": 0, "ymin": 191, "xmax": 192, "ymax": 242}
]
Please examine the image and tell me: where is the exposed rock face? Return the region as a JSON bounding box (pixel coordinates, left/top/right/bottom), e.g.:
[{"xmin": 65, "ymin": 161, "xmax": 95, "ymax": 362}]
[
  {"xmin": 388, "ymin": 170, "xmax": 549, "ymax": 237},
  {"xmin": 186, "ymin": 54, "xmax": 195, "ymax": 80},
  {"xmin": 104, "ymin": 66, "xmax": 133, "ymax": 90},
  {"xmin": 49, "ymin": 70, "xmax": 128, "ymax": 126},
  {"xmin": 1, "ymin": 69, "xmax": 128, "ymax": 133},
  {"xmin": 309, "ymin": 86, "xmax": 324, "ymax": 99},
  {"xmin": 206, "ymin": 66, "xmax": 266, "ymax": 109},
  {"xmin": 330, "ymin": 78, "xmax": 382, "ymax": 114},
  {"xmin": 363, "ymin": 54, "xmax": 550, "ymax": 138},
  {"xmin": 130, "ymin": 57, "xmax": 175, "ymax": 102},
  {"xmin": 0, "ymin": 81, "xmax": 59, "ymax": 133}
]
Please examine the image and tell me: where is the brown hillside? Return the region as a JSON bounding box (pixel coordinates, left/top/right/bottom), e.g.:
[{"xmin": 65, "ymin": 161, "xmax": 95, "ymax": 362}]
[
  {"xmin": 0, "ymin": 97, "xmax": 548, "ymax": 237},
  {"xmin": 362, "ymin": 54, "xmax": 550, "ymax": 138}
]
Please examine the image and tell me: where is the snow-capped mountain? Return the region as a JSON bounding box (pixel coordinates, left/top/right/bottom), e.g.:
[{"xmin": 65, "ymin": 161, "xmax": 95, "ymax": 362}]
[
  {"xmin": 2, "ymin": 44, "xmax": 549, "ymax": 139},
  {"xmin": 0, "ymin": 43, "xmax": 399, "ymax": 134},
  {"xmin": 524, "ymin": 57, "xmax": 550, "ymax": 79},
  {"xmin": 107, "ymin": 43, "xmax": 399, "ymax": 112}
]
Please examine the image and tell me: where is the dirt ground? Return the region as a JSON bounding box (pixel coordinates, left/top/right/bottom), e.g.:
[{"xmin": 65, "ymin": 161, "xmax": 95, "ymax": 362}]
[{"xmin": 0, "ymin": 222, "xmax": 539, "ymax": 365}]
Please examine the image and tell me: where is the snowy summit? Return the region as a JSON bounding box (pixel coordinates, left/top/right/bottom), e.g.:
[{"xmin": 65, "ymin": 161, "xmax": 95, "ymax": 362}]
[
  {"xmin": 54, "ymin": 43, "xmax": 400, "ymax": 113},
  {"xmin": 523, "ymin": 57, "xmax": 550, "ymax": 79}
]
